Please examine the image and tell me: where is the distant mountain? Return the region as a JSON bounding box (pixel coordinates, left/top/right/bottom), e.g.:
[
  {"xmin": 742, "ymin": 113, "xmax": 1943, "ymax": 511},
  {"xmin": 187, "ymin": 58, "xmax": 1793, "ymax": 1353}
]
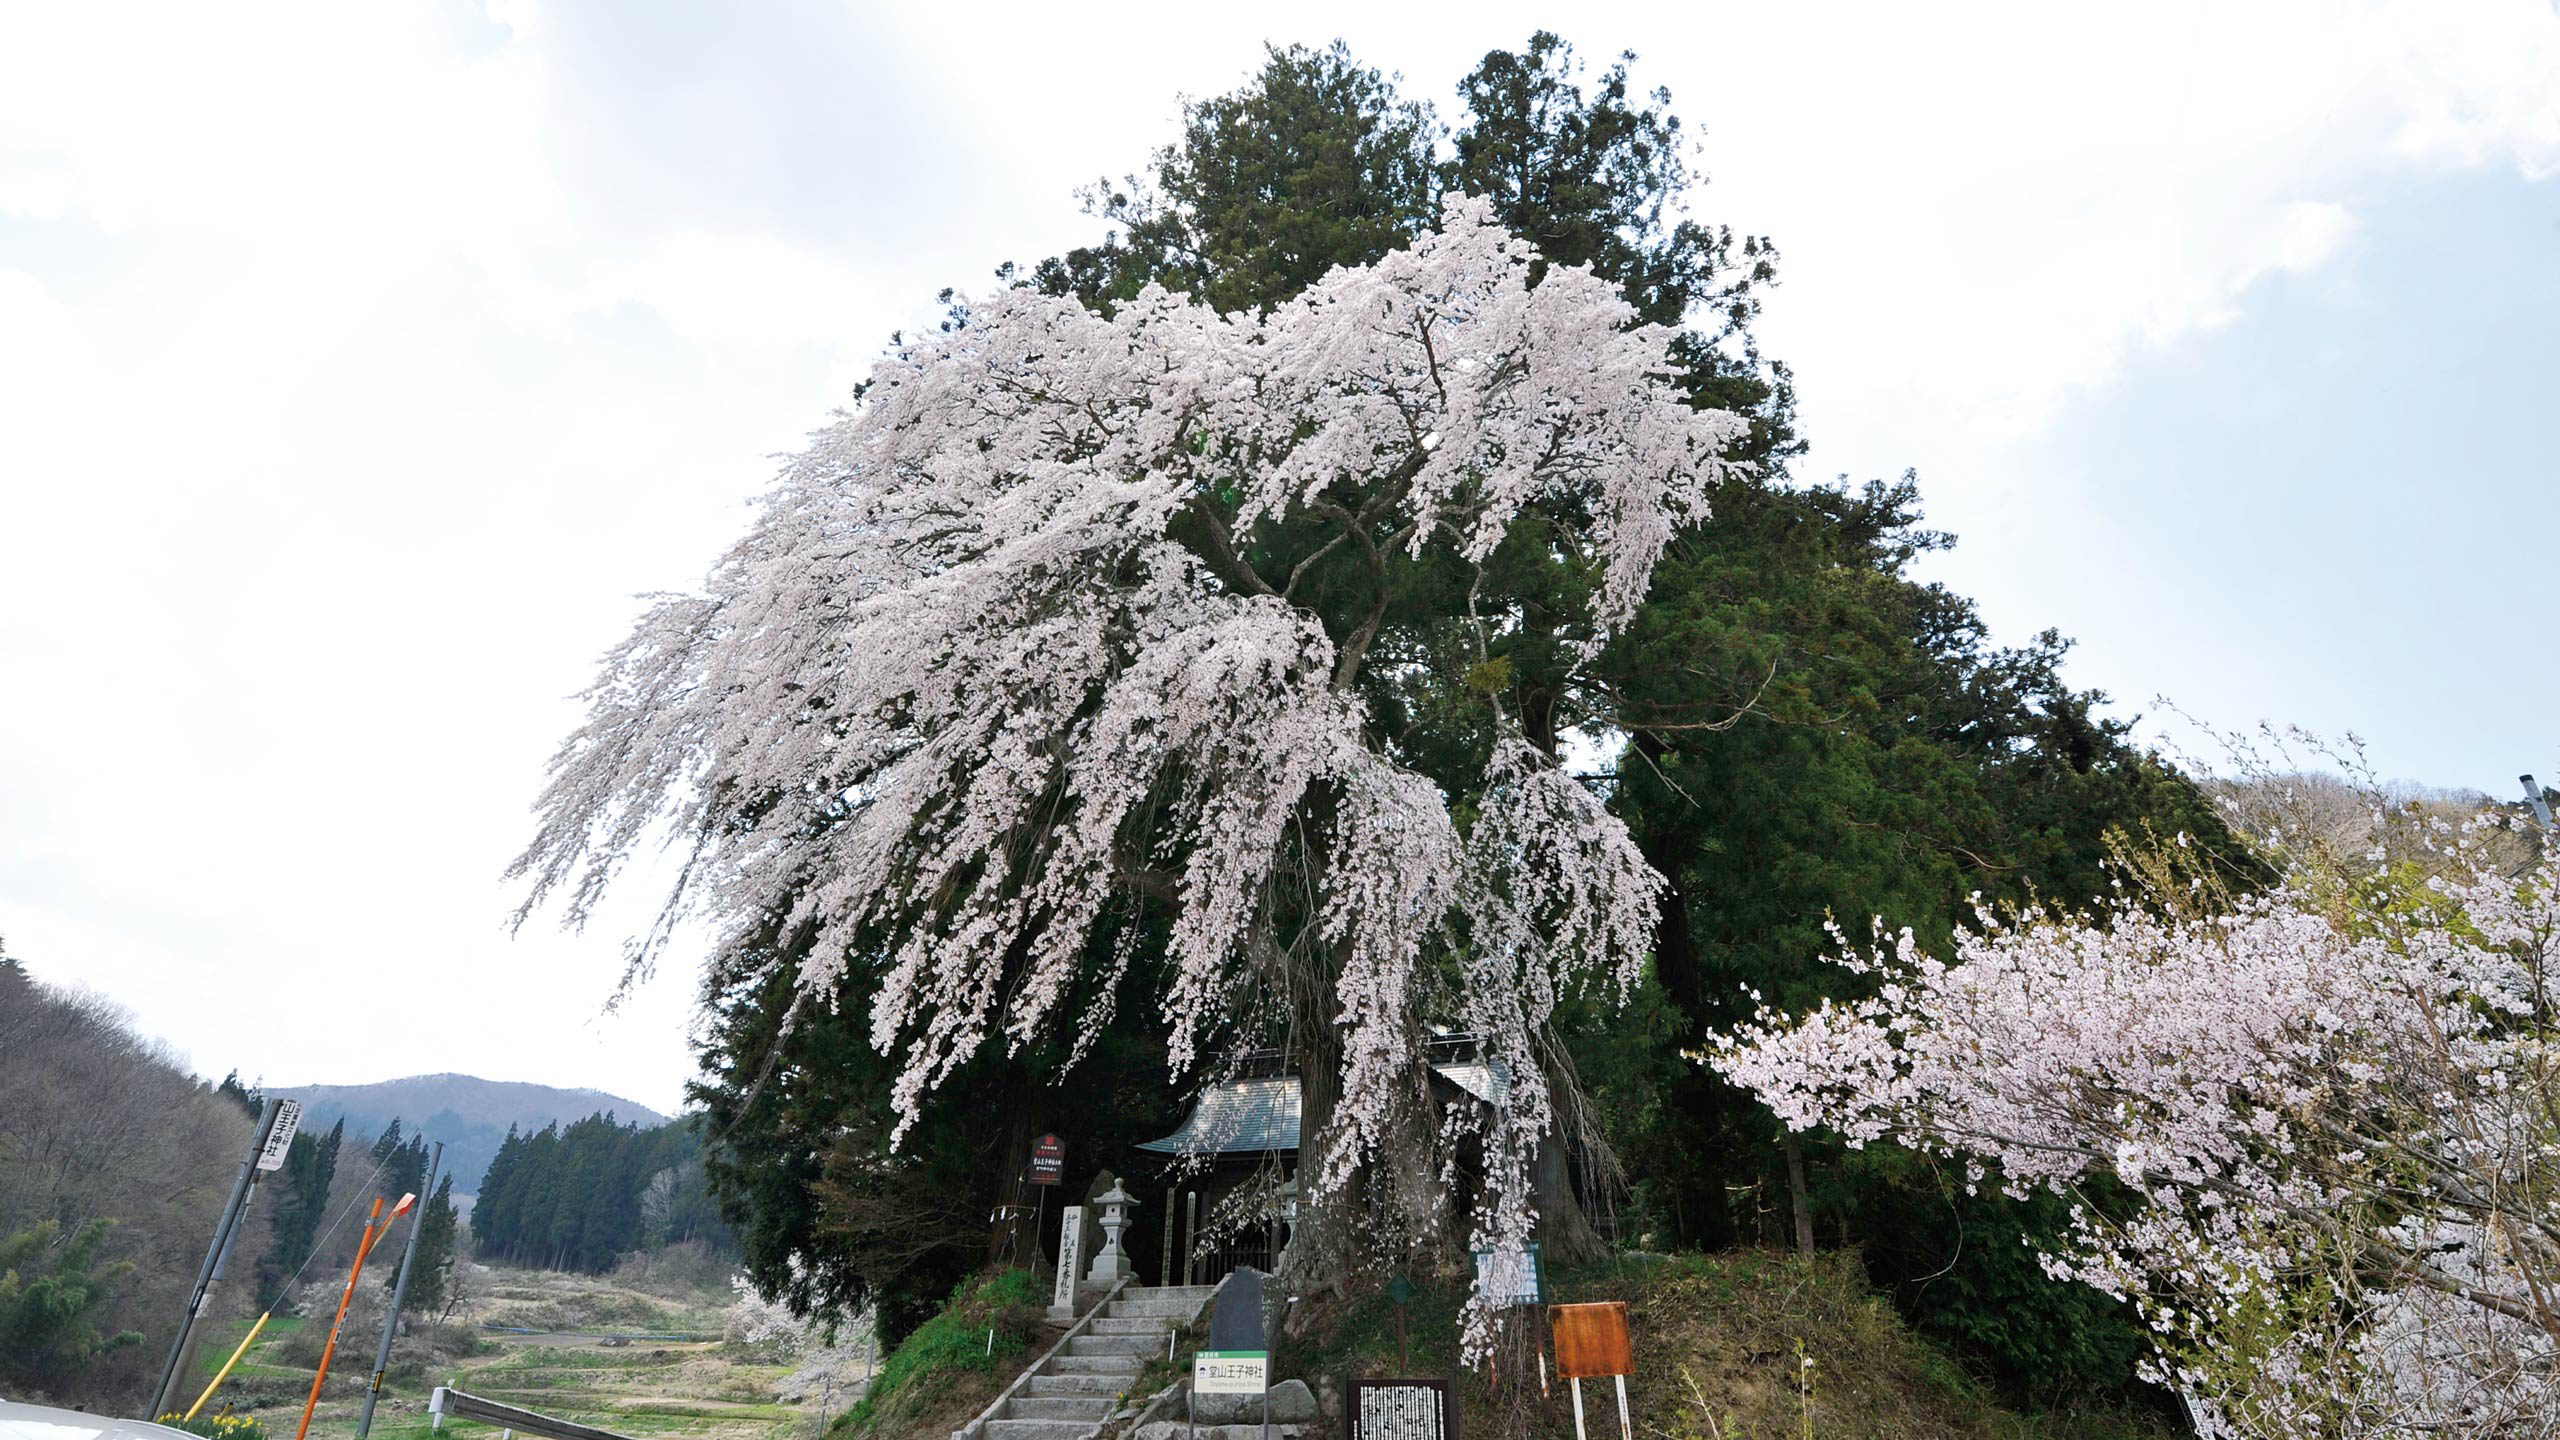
[{"xmin": 269, "ymin": 1073, "xmax": 673, "ymax": 1199}]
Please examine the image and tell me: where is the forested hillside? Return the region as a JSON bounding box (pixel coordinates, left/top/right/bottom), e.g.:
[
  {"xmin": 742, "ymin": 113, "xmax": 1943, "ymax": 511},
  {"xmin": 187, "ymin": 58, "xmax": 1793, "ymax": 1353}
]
[
  {"xmin": 472, "ymin": 1111, "xmax": 732, "ymax": 1273},
  {"xmin": 0, "ymin": 946, "xmax": 261, "ymax": 1405},
  {"xmin": 271, "ymin": 1072, "xmax": 669, "ymax": 1201}
]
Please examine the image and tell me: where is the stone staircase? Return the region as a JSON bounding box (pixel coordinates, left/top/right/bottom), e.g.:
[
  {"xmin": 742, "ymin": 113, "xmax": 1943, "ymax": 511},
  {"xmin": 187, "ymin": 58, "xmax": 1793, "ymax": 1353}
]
[{"xmin": 960, "ymin": 1283, "xmax": 1220, "ymax": 1440}]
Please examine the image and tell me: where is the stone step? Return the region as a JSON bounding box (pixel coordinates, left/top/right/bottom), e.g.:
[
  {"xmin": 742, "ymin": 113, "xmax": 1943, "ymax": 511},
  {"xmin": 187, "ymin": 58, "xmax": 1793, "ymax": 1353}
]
[
  {"xmin": 1089, "ymin": 1315, "xmax": 1177, "ymax": 1335},
  {"xmin": 1002, "ymin": 1396, "xmax": 1118, "ymax": 1422},
  {"xmin": 1065, "ymin": 1333, "xmax": 1163, "ymax": 1357},
  {"xmin": 1048, "ymin": 1353, "xmax": 1147, "ymax": 1375},
  {"xmin": 1024, "ymin": 1373, "xmax": 1129, "ymax": 1397},
  {"xmin": 1105, "ymin": 1295, "xmax": 1207, "ymax": 1319},
  {"xmin": 1128, "ymin": 1284, "xmax": 1220, "ymax": 1299},
  {"xmin": 983, "ymin": 1422, "xmax": 1095, "ymax": 1440},
  {"xmin": 1135, "ymin": 1426, "xmax": 1304, "ymax": 1440}
]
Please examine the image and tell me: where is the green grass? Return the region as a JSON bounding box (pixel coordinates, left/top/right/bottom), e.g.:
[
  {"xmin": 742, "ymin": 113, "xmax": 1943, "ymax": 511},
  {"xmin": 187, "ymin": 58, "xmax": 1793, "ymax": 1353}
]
[
  {"xmin": 826, "ymin": 1268, "xmax": 1046, "ymax": 1438},
  {"xmin": 1277, "ymin": 1249, "xmax": 2177, "ymax": 1440},
  {"xmin": 192, "ymin": 1316, "xmax": 308, "ymax": 1381}
]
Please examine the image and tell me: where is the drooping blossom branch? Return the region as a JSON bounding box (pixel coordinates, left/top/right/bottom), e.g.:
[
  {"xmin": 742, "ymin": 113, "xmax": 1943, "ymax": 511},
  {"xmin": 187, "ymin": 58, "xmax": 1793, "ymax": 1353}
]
[{"xmin": 514, "ymin": 197, "xmax": 1745, "ymax": 1352}]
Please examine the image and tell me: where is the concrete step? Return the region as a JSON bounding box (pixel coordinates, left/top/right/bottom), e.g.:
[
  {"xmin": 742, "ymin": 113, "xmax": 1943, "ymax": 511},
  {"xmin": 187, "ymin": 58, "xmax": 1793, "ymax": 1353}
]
[
  {"xmin": 984, "ymin": 1422, "xmax": 1096, "ymax": 1440},
  {"xmin": 1090, "ymin": 1315, "xmax": 1177, "ymax": 1335},
  {"xmin": 1024, "ymin": 1373, "xmax": 1130, "ymax": 1397},
  {"xmin": 1048, "ymin": 1353, "xmax": 1147, "ymax": 1375},
  {"xmin": 1135, "ymin": 1426, "xmax": 1304, "ymax": 1440},
  {"xmin": 1003, "ymin": 1396, "xmax": 1118, "ymax": 1422},
  {"xmin": 1129, "ymin": 1284, "xmax": 1220, "ymax": 1300},
  {"xmin": 1065, "ymin": 1333, "xmax": 1162, "ymax": 1357}
]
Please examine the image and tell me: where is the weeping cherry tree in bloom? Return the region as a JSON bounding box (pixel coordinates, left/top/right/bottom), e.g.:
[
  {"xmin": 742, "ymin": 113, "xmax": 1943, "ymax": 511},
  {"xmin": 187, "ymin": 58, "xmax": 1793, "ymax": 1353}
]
[
  {"xmin": 1713, "ymin": 819, "xmax": 2559, "ymax": 1437},
  {"xmin": 515, "ymin": 198, "xmax": 1747, "ymax": 1349}
]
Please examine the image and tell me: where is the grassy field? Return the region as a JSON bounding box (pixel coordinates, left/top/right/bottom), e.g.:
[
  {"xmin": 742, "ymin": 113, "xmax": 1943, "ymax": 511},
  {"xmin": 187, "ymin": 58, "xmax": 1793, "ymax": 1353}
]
[{"xmin": 173, "ymin": 1260, "xmax": 864, "ymax": 1440}]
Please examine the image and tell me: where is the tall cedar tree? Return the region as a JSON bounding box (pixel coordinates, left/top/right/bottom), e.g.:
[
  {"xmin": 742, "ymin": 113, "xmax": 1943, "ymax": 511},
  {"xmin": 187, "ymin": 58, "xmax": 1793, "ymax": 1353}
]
[
  {"xmin": 680, "ymin": 34, "xmax": 2246, "ymax": 1395},
  {"xmin": 256, "ymin": 1119, "xmax": 343, "ymax": 1312}
]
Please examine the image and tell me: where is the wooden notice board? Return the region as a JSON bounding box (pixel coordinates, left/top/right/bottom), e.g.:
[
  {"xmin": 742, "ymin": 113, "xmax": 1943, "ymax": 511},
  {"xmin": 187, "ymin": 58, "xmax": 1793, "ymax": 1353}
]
[{"xmin": 1549, "ymin": 1302, "xmax": 1633, "ymax": 1379}]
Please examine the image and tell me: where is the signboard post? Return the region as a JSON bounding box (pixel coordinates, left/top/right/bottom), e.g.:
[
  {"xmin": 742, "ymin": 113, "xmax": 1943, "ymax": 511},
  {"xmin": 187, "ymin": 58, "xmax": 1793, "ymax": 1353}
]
[
  {"xmin": 1549, "ymin": 1302, "xmax": 1634, "ymax": 1440},
  {"xmin": 152, "ymin": 1097, "xmax": 290, "ymax": 1416},
  {"xmin": 1026, "ymin": 1134, "xmax": 1063, "ymax": 1277},
  {"xmin": 1049, "ymin": 1205, "xmax": 1085, "ymax": 1321},
  {"xmin": 1347, "ymin": 1378, "xmax": 1457, "ymax": 1440}
]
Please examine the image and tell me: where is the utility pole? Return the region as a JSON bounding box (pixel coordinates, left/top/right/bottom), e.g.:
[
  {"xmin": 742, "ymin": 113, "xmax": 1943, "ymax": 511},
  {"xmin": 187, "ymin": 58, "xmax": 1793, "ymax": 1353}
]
[
  {"xmin": 152, "ymin": 1098, "xmax": 284, "ymax": 1418},
  {"xmin": 357, "ymin": 1141, "xmax": 443, "ymax": 1438}
]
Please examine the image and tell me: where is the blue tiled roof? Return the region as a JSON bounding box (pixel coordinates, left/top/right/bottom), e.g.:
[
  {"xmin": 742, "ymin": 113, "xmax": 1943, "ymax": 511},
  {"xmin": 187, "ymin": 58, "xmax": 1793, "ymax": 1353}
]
[
  {"xmin": 1137, "ymin": 1075, "xmax": 1300, "ymax": 1155},
  {"xmin": 1136, "ymin": 1057, "xmax": 1515, "ymax": 1156}
]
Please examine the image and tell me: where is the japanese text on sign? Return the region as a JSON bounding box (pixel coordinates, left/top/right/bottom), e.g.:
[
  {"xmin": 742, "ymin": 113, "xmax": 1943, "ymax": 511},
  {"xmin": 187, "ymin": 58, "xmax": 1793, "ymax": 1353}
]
[
  {"xmin": 1193, "ymin": 1350, "xmax": 1268, "ymax": 1395},
  {"xmin": 256, "ymin": 1100, "xmax": 303, "ymax": 1172},
  {"xmin": 1347, "ymin": 1378, "xmax": 1456, "ymax": 1440}
]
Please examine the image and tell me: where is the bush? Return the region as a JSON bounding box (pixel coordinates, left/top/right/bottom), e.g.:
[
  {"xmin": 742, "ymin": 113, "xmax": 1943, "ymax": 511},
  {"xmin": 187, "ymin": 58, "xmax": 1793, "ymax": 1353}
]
[{"xmin": 828, "ymin": 1269, "xmax": 1043, "ymax": 1437}]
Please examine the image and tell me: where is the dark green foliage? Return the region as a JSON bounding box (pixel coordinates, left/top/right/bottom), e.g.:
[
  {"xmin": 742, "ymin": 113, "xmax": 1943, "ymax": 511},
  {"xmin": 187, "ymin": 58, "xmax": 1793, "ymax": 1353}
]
[
  {"xmin": 214, "ymin": 1071, "xmax": 263, "ymax": 1118},
  {"xmin": 1033, "ymin": 41, "xmax": 1439, "ymax": 317},
  {"xmin": 471, "ymin": 1112, "xmax": 732, "ymax": 1273},
  {"xmin": 256, "ymin": 1118, "xmax": 343, "ymax": 1312},
  {"xmin": 405, "ymin": 1172, "xmax": 461, "ymax": 1315},
  {"xmin": 692, "ymin": 933, "xmax": 1183, "ymax": 1344},
  {"xmin": 0, "ymin": 1218, "xmax": 144, "ymax": 1391},
  {"xmin": 1589, "ymin": 470, "xmax": 2245, "ymax": 1398},
  {"xmin": 357, "ymin": 1118, "xmax": 462, "ymax": 1314}
]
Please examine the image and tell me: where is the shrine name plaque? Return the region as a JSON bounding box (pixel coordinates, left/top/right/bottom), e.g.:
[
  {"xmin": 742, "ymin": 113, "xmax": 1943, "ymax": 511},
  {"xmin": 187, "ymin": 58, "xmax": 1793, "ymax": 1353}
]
[{"xmin": 1347, "ymin": 1377, "xmax": 1458, "ymax": 1440}]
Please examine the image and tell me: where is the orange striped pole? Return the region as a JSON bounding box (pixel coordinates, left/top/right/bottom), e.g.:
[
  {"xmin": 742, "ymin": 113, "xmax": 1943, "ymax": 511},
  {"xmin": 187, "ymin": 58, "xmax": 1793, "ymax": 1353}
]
[{"xmin": 293, "ymin": 1192, "xmax": 414, "ymax": 1440}]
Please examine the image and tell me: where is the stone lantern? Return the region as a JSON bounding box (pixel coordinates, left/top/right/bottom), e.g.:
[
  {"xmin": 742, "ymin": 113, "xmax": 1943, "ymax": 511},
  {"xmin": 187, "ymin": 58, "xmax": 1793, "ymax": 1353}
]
[
  {"xmin": 1085, "ymin": 1179, "xmax": 1139, "ymax": 1283},
  {"xmin": 1274, "ymin": 1175, "xmax": 1299, "ymax": 1266}
]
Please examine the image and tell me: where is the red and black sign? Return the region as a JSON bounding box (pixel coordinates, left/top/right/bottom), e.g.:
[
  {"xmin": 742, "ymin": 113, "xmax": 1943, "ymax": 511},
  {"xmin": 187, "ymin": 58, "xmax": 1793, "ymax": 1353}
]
[{"xmin": 1029, "ymin": 1133, "xmax": 1065, "ymax": 1186}]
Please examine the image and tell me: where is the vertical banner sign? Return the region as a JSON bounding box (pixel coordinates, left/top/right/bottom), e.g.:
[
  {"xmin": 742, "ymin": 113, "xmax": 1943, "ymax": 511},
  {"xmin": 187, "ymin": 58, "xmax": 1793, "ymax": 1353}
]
[
  {"xmin": 257, "ymin": 1100, "xmax": 303, "ymax": 1171},
  {"xmin": 1347, "ymin": 1378, "xmax": 1457, "ymax": 1440},
  {"xmin": 1051, "ymin": 1205, "xmax": 1085, "ymax": 1314},
  {"xmin": 1029, "ymin": 1134, "xmax": 1064, "ymax": 1185},
  {"xmin": 1549, "ymin": 1302, "xmax": 1634, "ymax": 1440}
]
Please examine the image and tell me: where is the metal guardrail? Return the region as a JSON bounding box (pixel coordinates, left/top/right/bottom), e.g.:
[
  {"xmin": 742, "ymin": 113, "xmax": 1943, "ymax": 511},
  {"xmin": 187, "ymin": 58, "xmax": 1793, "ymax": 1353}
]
[
  {"xmin": 430, "ymin": 1386, "xmax": 638, "ymax": 1440},
  {"xmin": 475, "ymin": 1324, "xmax": 721, "ymax": 1342}
]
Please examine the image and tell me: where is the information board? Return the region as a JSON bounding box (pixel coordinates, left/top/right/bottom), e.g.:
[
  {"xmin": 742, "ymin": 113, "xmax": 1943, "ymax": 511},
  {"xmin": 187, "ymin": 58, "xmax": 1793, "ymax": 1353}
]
[
  {"xmin": 1029, "ymin": 1133, "xmax": 1063, "ymax": 1186},
  {"xmin": 1347, "ymin": 1378, "xmax": 1457, "ymax": 1440},
  {"xmin": 1193, "ymin": 1350, "xmax": 1268, "ymax": 1395},
  {"xmin": 1471, "ymin": 1242, "xmax": 1542, "ymax": 1308}
]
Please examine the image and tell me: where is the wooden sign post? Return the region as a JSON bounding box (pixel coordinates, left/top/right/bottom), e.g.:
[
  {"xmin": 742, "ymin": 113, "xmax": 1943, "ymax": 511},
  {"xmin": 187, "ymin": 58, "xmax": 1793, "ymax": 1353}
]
[{"xmin": 1548, "ymin": 1302, "xmax": 1633, "ymax": 1440}]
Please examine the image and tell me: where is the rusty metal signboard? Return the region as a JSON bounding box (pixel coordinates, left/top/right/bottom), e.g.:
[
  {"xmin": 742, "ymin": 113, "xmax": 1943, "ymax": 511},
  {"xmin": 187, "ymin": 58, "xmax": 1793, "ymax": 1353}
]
[
  {"xmin": 1548, "ymin": 1302, "xmax": 1633, "ymax": 1440},
  {"xmin": 1347, "ymin": 1378, "xmax": 1456, "ymax": 1440},
  {"xmin": 1549, "ymin": 1302, "xmax": 1632, "ymax": 1378}
]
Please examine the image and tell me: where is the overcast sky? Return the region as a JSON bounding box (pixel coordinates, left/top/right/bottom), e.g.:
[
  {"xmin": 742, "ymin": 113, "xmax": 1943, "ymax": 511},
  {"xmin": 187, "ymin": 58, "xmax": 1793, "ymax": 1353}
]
[{"xmin": 4, "ymin": 1, "xmax": 2555, "ymax": 1114}]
